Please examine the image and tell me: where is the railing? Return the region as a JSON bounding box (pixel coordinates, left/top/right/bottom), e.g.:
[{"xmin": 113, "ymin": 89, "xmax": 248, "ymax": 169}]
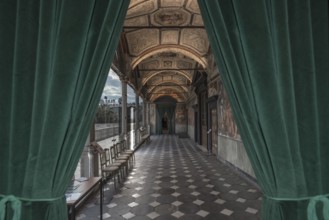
[
  {"xmin": 95, "ymin": 126, "xmax": 119, "ymax": 141},
  {"xmin": 78, "ymin": 124, "xmax": 151, "ymax": 178}
]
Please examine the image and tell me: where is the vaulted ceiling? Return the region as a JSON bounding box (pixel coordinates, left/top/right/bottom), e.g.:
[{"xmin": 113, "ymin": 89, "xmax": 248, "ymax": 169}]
[{"xmin": 122, "ymin": 0, "xmax": 209, "ymax": 103}]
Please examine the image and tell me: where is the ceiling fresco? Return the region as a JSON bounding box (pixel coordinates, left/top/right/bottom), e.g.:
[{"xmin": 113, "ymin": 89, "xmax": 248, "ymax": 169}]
[{"xmin": 123, "ymin": 0, "xmax": 209, "ymax": 102}]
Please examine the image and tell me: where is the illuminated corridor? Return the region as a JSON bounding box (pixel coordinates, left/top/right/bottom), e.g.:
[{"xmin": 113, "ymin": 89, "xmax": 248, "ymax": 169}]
[{"xmin": 77, "ymin": 136, "xmax": 262, "ymax": 220}]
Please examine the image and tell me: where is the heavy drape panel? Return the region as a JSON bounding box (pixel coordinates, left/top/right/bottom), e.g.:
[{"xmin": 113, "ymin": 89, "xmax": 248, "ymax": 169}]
[
  {"xmin": 199, "ymin": 0, "xmax": 329, "ymax": 220},
  {"xmin": 0, "ymin": 0, "xmax": 129, "ymax": 219}
]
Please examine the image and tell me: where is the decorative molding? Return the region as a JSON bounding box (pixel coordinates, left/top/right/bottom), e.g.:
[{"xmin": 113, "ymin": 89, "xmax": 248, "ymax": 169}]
[
  {"xmin": 124, "ymin": 15, "xmax": 149, "ymax": 26},
  {"xmin": 177, "ymin": 60, "xmax": 192, "ymax": 69},
  {"xmin": 192, "ymin": 71, "xmax": 207, "ymax": 94},
  {"xmin": 163, "ymin": 60, "xmax": 173, "ymax": 67},
  {"xmin": 160, "ymin": 0, "xmax": 184, "ymax": 7},
  {"xmin": 192, "ymin": 14, "xmax": 204, "ymax": 26},
  {"xmin": 142, "ymin": 60, "xmax": 160, "ymax": 69},
  {"xmin": 142, "ymin": 70, "xmax": 192, "ymax": 86},
  {"xmin": 152, "ymin": 8, "xmax": 190, "ymax": 26},
  {"xmin": 123, "ymin": 0, "xmax": 210, "ymax": 104},
  {"xmin": 131, "ymin": 45, "xmax": 207, "ymax": 68},
  {"xmin": 126, "ymin": 29, "xmax": 160, "ymax": 56},
  {"xmin": 127, "ymin": 0, "xmax": 157, "ymax": 18},
  {"xmin": 207, "ymin": 95, "xmax": 218, "ymax": 104},
  {"xmin": 180, "ymin": 29, "xmax": 209, "ymax": 55},
  {"xmin": 186, "ymin": 0, "xmax": 201, "ymax": 14},
  {"xmin": 161, "ymin": 30, "xmax": 179, "ymax": 44}
]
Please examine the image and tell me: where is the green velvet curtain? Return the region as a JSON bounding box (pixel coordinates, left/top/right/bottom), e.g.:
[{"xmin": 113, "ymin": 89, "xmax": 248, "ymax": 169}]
[
  {"xmin": 199, "ymin": 0, "xmax": 329, "ymax": 219},
  {"xmin": 156, "ymin": 104, "xmax": 176, "ymax": 134},
  {"xmin": 0, "ymin": 0, "xmax": 129, "ymax": 219}
]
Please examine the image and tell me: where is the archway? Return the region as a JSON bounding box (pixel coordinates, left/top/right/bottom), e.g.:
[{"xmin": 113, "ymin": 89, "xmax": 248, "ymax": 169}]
[{"xmin": 155, "ymin": 96, "xmax": 176, "ymax": 135}]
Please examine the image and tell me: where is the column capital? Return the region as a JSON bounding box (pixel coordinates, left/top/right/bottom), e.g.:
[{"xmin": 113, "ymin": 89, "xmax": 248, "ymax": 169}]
[{"xmin": 119, "ymin": 76, "xmax": 129, "ymax": 83}]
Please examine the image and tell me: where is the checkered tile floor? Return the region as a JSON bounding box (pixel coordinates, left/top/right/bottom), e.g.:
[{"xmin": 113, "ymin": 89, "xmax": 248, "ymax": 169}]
[{"xmin": 77, "ymin": 135, "xmax": 262, "ymax": 219}]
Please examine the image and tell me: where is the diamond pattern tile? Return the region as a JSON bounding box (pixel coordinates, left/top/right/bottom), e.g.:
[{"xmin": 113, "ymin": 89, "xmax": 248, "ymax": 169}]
[
  {"xmin": 102, "ymin": 213, "xmax": 111, "ymax": 219},
  {"xmin": 221, "ymin": 209, "xmax": 233, "ymax": 216},
  {"xmin": 196, "ymin": 210, "xmax": 209, "ymax": 217},
  {"xmin": 149, "ymin": 201, "xmax": 160, "ymax": 207},
  {"xmin": 210, "ymin": 191, "xmax": 219, "ymax": 195},
  {"xmin": 215, "ymin": 198, "xmax": 226, "ymax": 204},
  {"xmin": 171, "ymin": 192, "xmax": 181, "ymax": 197},
  {"xmin": 172, "ymin": 211, "xmax": 185, "ymax": 218},
  {"xmin": 229, "ymin": 190, "xmax": 239, "ymax": 194},
  {"xmin": 128, "ymin": 202, "xmax": 139, "ymax": 207},
  {"xmin": 122, "ymin": 212, "xmax": 135, "ymax": 219},
  {"xmin": 237, "ymin": 198, "xmax": 246, "ymax": 203},
  {"xmin": 246, "ymin": 207, "xmax": 258, "ymax": 214},
  {"xmin": 132, "ymin": 194, "xmax": 140, "ymax": 198},
  {"xmin": 77, "ymin": 136, "xmax": 262, "ymax": 219},
  {"xmin": 193, "ymin": 199, "xmax": 204, "ymax": 205},
  {"xmin": 172, "ymin": 201, "xmax": 183, "ymax": 206},
  {"xmin": 191, "ymin": 191, "xmax": 200, "ymax": 196},
  {"xmin": 147, "ymin": 212, "xmax": 160, "ymax": 219}
]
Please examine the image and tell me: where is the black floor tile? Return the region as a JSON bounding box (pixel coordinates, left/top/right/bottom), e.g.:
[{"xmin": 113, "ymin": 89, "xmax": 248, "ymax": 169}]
[{"xmin": 76, "ymin": 135, "xmax": 262, "ymax": 220}]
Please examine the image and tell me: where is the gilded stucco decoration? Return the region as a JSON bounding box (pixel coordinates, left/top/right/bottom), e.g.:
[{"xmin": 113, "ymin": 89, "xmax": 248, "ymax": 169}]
[
  {"xmin": 149, "ymin": 86, "xmax": 186, "ymax": 102},
  {"xmin": 192, "ymin": 14, "xmax": 204, "ymax": 26},
  {"xmin": 147, "ymin": 82, "xmax": 188, "ymax": 94},
  {"xmin": 131, "ymin": 46, "xmax": 207, "ymax": 69},
  {"xmin": 161, "ymin": 30, "xmax": 180, "ymax": 44},
  {"xmin": 186, "ymin": 0, "xmax": 201, "ymax": 13},
  {"xmin": 180, "ymin": 29, "xmax": 209, "ymax": 55},
  {"xmin": 142, "ymin": 60, "xmax": 160, "ymax": 69},
  {"xmin": 142, "ymin": 70, "xmax": 192, "ymax": 86},
  {"xmin": 177, "ymin": 60, "xmax": 192, "ymax": 69},
  {"xmin": 126, "ymin": 29, "xmax": 160, "ymax": 56},
  {"xmin": 124, "ymin": 15, "xmax": 149, "ymax": 26},
  {"xmin": 124, "ymin": 0, "xmax": 210, "ymax": 102},
  {"xmin": 126, "ymin": 0, "xmax": 158, "ymax": 18},
  {"xmin": 152, "ymin": 8, "xmax": 190, "ymax": 26},
  {"xmin": 160, "ymin": 0, "xmax": 184, "ymax": 7}
]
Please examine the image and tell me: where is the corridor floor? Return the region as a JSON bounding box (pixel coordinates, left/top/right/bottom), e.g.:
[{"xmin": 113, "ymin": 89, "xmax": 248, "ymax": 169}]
[{"xmin": 77, "ymin": 135, "xmax": 262, "ymax": 220}]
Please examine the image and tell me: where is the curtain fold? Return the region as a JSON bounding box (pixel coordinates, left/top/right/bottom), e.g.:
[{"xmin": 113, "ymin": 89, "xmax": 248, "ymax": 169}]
[
  {"xmin": 198, "ymin": 0, "xmax": 329, "ymax": 219},
  {"xmin": 0, "ymin": 0, "xmax": 129, "ymax": 219}
]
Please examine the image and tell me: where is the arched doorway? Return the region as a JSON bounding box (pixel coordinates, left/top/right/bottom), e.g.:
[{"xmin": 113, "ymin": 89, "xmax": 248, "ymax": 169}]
[{"xmin": 155, "ymin": 96, "xmax": 177, "ymax": 135}]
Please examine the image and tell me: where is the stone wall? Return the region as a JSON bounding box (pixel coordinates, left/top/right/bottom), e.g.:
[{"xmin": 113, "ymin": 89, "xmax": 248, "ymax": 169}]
[
  {"xmin": 185, "ymin": 52, "xmax": 256, "ymax": 179},
  {"xmin": 150, "ymin": 103, "xmax": 156, "ymax": 134},
  {"xmin": 217, "ymin": 135, "xmax": 255, "ymax": 177},
  {"xmin": 175, "ymin": 103, "xmax": 187, "ymax": 134}
]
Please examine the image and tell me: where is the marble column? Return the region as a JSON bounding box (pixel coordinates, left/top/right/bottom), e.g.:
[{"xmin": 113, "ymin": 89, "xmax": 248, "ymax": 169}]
[
  {"xmin": 121, "ymin": 79, "xmax": 127, "ymax": 139},
  {"xmin": 135, "ymin": 95, "xmax": 140, "ymax": 146},
  {"xmin": 80, "ymin": 132, "xmax": 95, "ymax": 177}
]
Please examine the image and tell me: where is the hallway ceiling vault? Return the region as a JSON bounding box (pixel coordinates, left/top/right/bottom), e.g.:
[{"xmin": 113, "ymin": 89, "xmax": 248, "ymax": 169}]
[{"xmin": 122, "ymin": 0, "xmax": 209, "ymax": 103}]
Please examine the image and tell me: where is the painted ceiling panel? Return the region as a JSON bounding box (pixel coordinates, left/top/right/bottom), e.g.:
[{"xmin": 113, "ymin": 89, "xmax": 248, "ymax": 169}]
[
  {"xmin": 123, "ymin": 0, "xmax": 209, "ymax": 102},
  {"xmin": 160, "ymin": 0, "xmax": 184, "ymax": 7},
  {"xmin": 161, "ymin": 30, "xmax": 180, "ymax": 44},
  {"xmin": 126, "ymin": 0, "xmax": 158, "ymax": 18},
  {"xmin": 126, "ymin": 29, "xmax": 160, "ymax": 56},
  {"xmin": 124, "ymin": 15, "xmax": 149, "ymax": 26},
  {"xmin": 180, "ymin": 29, "xmax": 209, "ymax": 55},
  {"xmin": 151, "ymin": 8, "xmax": 191, "ymax": 26}
]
